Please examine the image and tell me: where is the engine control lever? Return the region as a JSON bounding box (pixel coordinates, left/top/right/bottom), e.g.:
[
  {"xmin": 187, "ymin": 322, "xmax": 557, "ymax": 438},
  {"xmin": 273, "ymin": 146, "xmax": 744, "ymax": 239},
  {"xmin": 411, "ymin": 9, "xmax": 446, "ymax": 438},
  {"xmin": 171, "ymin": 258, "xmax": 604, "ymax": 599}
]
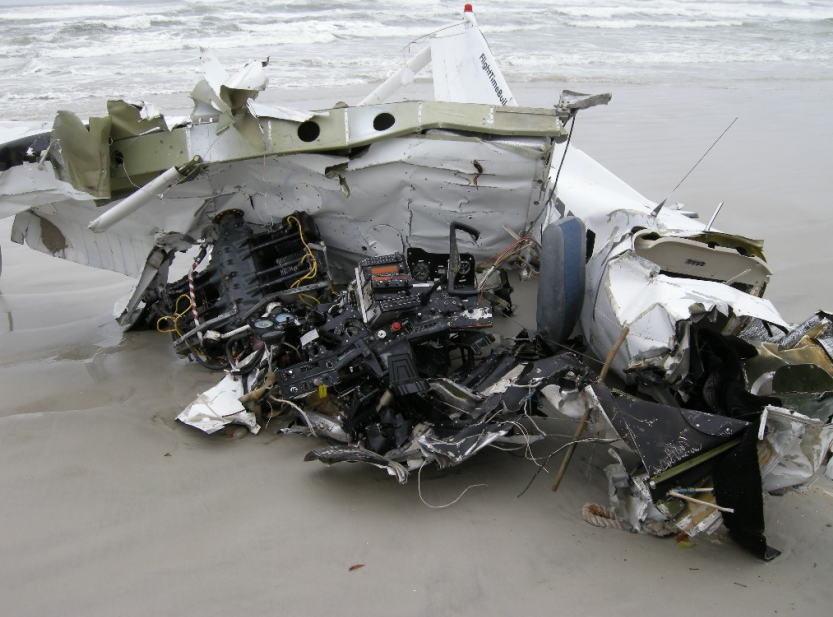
[{"xmin": 447, "ymin": 221, "xmax": 480, "ymax": 297}]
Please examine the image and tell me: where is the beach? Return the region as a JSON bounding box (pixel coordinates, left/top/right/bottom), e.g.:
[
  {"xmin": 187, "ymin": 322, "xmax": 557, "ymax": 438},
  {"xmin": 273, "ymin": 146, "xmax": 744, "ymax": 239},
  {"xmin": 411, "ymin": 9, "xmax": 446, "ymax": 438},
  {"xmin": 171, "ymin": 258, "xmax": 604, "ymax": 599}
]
[
  {"xmin": 2, "ymin": 77, "xmax": 833, "ymax": 615},
  {"xmin": 2, "ymin": 0, "xmax": 833, "ymax": 613}
]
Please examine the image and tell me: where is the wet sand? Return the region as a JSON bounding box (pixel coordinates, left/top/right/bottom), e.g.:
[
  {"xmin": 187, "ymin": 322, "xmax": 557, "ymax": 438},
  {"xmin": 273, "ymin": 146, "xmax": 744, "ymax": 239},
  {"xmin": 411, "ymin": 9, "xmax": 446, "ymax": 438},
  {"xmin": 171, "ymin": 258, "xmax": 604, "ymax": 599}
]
[{"xmin": 1, "ymin": 84, "xmax": 832, "ymax": 616}]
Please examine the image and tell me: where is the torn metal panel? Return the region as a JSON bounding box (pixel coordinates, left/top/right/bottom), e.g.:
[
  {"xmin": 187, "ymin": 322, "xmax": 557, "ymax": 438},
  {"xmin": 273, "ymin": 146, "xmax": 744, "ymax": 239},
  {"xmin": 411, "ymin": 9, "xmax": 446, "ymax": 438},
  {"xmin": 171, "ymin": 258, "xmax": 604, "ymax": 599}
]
[
  {"xmin": 540, "ymin": 382, "xmax": 624, "ymax": 447},
  {"xmin": 190, "ymin": 49, "xmax": 269, "ymax": 143},
  {"xmin": 745, "ymin": 312, "xmax": 833, "ymax": 400},
  {"xmin": 605, "ymin": 459, "xmax": 679, "ymax": 536},
  {"xmin": 305, "ymin": 446, "xmax": 408, "ymax": 484},
  {"xmin": 11, "ymin": 209, "xmax": 152, "ymax": 277},
  {"xmin": 556, "ymin": 90, "xmax": 613, "ymax": 113},
  {"xmin": 416, "ymin": 422, "xmax": 516, "ymax": 467},
  {"xmin": 113, "ymin": 246, "xmax": 170, "ymax": 326},
  {"xmin": 51, "ymin": 111, "xmax": 112, "ymax": 199},
  {"xmin": 738, "ymin": 315, "xmax": 833, "ymax": 489},
  {"xmin": 0, "ymin": 161, "xmax": 93, "ymax": 220},
  {"xmin": 6, "ymin": 158, "xmax": 213, "ymax": 276},
  {"xmin": 247, "ymin": 102, "xmax": 320, "ymax": 124},
  {"xmin": 583, "ymin": 246, "xmax": 786, "ymax": 388},
  {"xmin": 0, "ymin": 128, "xmax": 51, "ymax": 173},
  {"xmin": 176, "ymin": 374, "xmax": 260, "ymax": 435},
  {"xmin": 758, "ymin": 406, "xmax": 833, "ymax": 491},
  {"xmin": 592, "ymin": 384, "xmax": 747, "ymax": 480},
  {"xmin": 107, "ymin": 100, "xmax": 170, "ymax": 140}
]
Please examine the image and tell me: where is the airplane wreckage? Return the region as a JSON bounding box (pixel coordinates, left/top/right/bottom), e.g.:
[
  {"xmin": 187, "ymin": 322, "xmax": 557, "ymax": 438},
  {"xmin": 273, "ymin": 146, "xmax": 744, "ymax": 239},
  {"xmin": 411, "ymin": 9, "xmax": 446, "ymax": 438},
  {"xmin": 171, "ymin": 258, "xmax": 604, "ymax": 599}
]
[{"xmin": 0, "ymin": 7, "xmax": 831, "ymax": 560}]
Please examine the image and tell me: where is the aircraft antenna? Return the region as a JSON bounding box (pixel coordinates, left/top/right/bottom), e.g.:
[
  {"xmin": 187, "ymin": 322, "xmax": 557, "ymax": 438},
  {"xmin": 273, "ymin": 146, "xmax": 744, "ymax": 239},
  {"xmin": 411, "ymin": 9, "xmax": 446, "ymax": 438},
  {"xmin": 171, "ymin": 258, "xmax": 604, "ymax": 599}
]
[{"xmin": 652, "ymin": 117, "xmax": 737, "ymax": 217}]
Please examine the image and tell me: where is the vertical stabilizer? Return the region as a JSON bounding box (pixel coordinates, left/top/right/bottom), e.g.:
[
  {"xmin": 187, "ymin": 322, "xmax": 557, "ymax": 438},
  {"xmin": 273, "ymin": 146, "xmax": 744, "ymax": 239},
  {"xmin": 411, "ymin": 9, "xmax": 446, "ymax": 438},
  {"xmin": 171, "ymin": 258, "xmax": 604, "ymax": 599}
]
[
  {"xmin": 431, "ymin": 6, "xmax": 517, "ymax": 106},
  {"xmin": 359, "ymin": 6, "xmax": 516, "ymax": 107}
]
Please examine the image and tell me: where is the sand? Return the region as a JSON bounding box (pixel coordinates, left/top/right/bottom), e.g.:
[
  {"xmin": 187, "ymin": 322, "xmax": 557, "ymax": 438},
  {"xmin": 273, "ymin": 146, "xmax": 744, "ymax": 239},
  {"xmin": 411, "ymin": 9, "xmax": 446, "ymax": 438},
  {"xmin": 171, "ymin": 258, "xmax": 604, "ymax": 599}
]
[{"xmin": 1, "ymin": 83, "xmax": 832, "ymax": 616}]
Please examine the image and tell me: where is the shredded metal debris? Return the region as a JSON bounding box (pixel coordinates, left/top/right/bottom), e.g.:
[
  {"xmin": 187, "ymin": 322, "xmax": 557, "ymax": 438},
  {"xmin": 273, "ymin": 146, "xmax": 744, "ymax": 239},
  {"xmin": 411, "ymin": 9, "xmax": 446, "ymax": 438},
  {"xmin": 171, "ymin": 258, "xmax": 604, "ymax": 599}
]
[{"xmin": 0, "ymin": 6, "xmax": 830, "ymax": 561}]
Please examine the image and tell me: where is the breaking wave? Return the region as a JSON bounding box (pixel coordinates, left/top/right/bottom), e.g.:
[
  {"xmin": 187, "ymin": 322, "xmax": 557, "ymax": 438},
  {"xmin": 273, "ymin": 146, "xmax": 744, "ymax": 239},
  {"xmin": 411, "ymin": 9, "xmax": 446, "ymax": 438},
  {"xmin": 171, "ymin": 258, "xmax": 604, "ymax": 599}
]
[
  {"xmin": 0, "ymin": 0, "xmax": 831, "ymax": 119},
  {"xmin": 566, "ymin": 19, "xmax": 745, "ymax": 29},
  {"xmin": 551, "ymin": 0, "xmax": 833, "ymax": 21}
]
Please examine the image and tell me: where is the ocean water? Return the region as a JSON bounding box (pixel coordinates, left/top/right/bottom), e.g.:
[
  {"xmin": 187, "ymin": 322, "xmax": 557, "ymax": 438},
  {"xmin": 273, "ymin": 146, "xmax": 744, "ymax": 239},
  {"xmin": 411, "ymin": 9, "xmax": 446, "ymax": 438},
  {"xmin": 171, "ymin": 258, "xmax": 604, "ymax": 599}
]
[{"xmin": 0, "ymin": 0, "xmax": 832, "ymax": 119}]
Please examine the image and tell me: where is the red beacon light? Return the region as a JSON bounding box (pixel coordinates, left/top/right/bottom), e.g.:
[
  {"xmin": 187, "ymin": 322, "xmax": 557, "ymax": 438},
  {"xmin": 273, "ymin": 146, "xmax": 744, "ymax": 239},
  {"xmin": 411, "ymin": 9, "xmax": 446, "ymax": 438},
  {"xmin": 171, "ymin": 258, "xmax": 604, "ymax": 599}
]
[{"xmin": 464, "ymin": 4, "xmax": 473, "ymax": 12}]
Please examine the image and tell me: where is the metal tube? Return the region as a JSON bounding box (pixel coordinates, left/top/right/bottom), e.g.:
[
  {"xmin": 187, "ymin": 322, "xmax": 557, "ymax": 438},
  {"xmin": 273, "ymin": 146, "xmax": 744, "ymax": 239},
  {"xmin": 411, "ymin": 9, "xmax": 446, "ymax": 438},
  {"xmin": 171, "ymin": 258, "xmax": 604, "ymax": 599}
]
[
  {"xmin": 358, "ymin": 45, "xmax": 432, "ymax": 106},
  {"xmin": 705, "ymin": 201, "xmax": 724, "ymax": 231},
  {"xmin": 88, "ymin": 156, "xmax": 201, "ymax": 232}
]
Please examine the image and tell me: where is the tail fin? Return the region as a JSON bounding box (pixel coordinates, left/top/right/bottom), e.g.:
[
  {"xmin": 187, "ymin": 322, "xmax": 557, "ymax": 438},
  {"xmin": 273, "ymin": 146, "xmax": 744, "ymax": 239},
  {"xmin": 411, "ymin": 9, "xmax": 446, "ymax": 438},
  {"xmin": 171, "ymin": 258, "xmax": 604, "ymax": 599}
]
[{"xmin": 431, "ymin": 9, "xmax": 517, "ymax": 106}]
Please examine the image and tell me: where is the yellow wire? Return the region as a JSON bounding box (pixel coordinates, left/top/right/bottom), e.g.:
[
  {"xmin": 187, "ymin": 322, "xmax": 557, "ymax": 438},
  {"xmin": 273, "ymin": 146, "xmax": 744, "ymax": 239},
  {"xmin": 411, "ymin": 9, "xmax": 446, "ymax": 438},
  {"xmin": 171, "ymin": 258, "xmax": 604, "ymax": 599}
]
[
  {"xmin": 156, "ymin": 294, "xmax": 215, "ymax": 358},
  {"xmin": 298, "ymin": 292, "xmax": 321, "ymax": 306},
  {"xmin": 156, "ymin": 294, "xmax": 195, "ymax": 335},
  {"xmin": 287, "ymin": 215, "xmax": 319, "ymax": 289}
]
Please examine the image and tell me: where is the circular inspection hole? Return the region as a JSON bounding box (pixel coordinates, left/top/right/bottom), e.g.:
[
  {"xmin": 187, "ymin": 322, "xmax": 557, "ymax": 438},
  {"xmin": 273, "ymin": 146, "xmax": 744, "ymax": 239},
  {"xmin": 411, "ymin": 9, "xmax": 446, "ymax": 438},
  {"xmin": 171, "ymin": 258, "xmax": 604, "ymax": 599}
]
[
  {"xmin": 111, "ymin": 150, "xmax": 125, "ymax": 167},
  {"xmin": 297, "ymin": 121, "xmax": 321, "ymax": 142},
  {"xmin": 373, "ymin": 112, "xmax": 395, "ymax": 131}
]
